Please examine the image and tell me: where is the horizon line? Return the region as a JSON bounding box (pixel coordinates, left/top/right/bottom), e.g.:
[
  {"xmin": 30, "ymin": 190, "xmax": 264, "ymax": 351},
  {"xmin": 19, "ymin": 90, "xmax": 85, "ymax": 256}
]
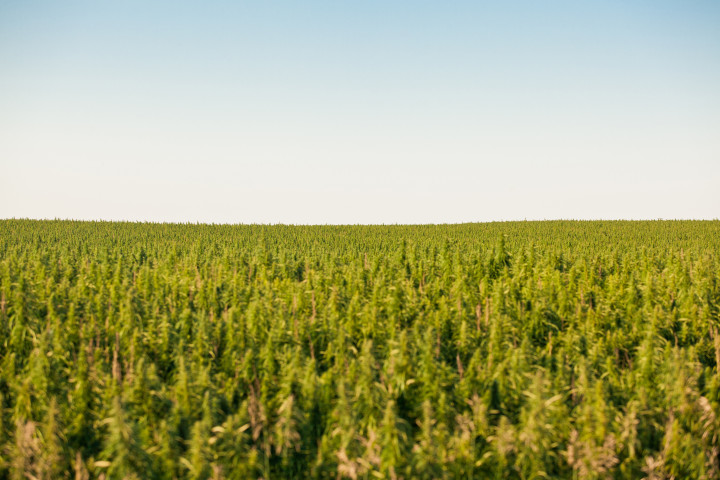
[{"xmin": 2, "ymin": 217, "xmax": 719, "ymax": 227}]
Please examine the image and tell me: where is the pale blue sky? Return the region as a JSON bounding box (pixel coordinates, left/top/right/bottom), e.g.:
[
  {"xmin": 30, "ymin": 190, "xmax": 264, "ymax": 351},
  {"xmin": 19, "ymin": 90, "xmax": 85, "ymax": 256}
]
[{"xmin": 1, "ymin": 1, "xmax": 719, "ymax": 223}]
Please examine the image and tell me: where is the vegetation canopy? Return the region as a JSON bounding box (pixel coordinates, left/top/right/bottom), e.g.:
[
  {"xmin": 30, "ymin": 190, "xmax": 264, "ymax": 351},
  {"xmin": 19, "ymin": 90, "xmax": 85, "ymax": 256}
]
[{"xmin": 0, "ymin": 219, "xmax": 719, "ymax": 479}]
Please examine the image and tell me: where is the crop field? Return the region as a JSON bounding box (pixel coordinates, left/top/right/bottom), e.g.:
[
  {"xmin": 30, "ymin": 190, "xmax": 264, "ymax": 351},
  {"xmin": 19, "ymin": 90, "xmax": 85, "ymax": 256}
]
[{"xmin": 0, "ymin": 219, "xmax": 719, "ymax": 479}]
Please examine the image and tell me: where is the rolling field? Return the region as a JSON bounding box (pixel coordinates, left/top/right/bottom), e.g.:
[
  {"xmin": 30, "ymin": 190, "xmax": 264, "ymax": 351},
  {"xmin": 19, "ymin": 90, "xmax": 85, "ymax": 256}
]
[{"xmin": 1, "ymin": 220, "xmax": 719, "ymax": 479}]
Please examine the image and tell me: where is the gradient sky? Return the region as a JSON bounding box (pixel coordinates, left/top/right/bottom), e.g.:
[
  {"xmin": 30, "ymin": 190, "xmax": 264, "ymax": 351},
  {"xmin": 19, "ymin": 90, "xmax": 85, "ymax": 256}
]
[{"xmin": 1, "ymin": 1, "xmax": 719, "ymax": 224}]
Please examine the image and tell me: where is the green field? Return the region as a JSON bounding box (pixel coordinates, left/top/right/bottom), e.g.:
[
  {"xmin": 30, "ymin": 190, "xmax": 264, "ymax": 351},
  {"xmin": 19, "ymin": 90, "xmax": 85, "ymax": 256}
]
[{"xmin": 1, "ymin": 220, "xmax": 719, "ymax": 479}]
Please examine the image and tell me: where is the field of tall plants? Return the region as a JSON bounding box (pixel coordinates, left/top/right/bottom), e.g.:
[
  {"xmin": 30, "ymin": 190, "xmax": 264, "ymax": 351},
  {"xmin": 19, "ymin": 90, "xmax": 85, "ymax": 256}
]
[{"xmin": 0, "ymin": 219, "xmax": 719, "ymax": 479}]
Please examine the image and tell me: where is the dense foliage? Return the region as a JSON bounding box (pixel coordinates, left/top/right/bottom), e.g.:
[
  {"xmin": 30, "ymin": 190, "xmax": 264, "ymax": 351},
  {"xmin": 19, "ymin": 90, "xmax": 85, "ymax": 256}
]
[{"xmin": 1, "ymin": 219, "xmax": 719, "ymax": 479}]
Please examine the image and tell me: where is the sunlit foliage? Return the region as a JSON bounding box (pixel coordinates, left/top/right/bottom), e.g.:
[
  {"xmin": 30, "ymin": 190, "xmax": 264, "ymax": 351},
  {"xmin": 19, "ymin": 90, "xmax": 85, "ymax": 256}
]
[{"xmin": 0, "ymin": 220, "xmax": 719, "ymax": 479}]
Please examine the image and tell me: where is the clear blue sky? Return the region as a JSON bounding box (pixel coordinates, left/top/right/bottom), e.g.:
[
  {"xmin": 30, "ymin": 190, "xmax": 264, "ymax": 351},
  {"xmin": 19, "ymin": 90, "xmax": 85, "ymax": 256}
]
[{"xmin": 1, "ymin": 1, "xmax": 718, "ymax": 223}]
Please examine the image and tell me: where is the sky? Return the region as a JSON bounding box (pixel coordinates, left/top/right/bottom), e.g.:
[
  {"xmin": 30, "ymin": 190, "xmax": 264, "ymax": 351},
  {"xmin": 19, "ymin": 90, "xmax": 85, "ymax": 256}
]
[{"xmin": 1, "ymin": 1, "xmax": 719, "ymax": 224}]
